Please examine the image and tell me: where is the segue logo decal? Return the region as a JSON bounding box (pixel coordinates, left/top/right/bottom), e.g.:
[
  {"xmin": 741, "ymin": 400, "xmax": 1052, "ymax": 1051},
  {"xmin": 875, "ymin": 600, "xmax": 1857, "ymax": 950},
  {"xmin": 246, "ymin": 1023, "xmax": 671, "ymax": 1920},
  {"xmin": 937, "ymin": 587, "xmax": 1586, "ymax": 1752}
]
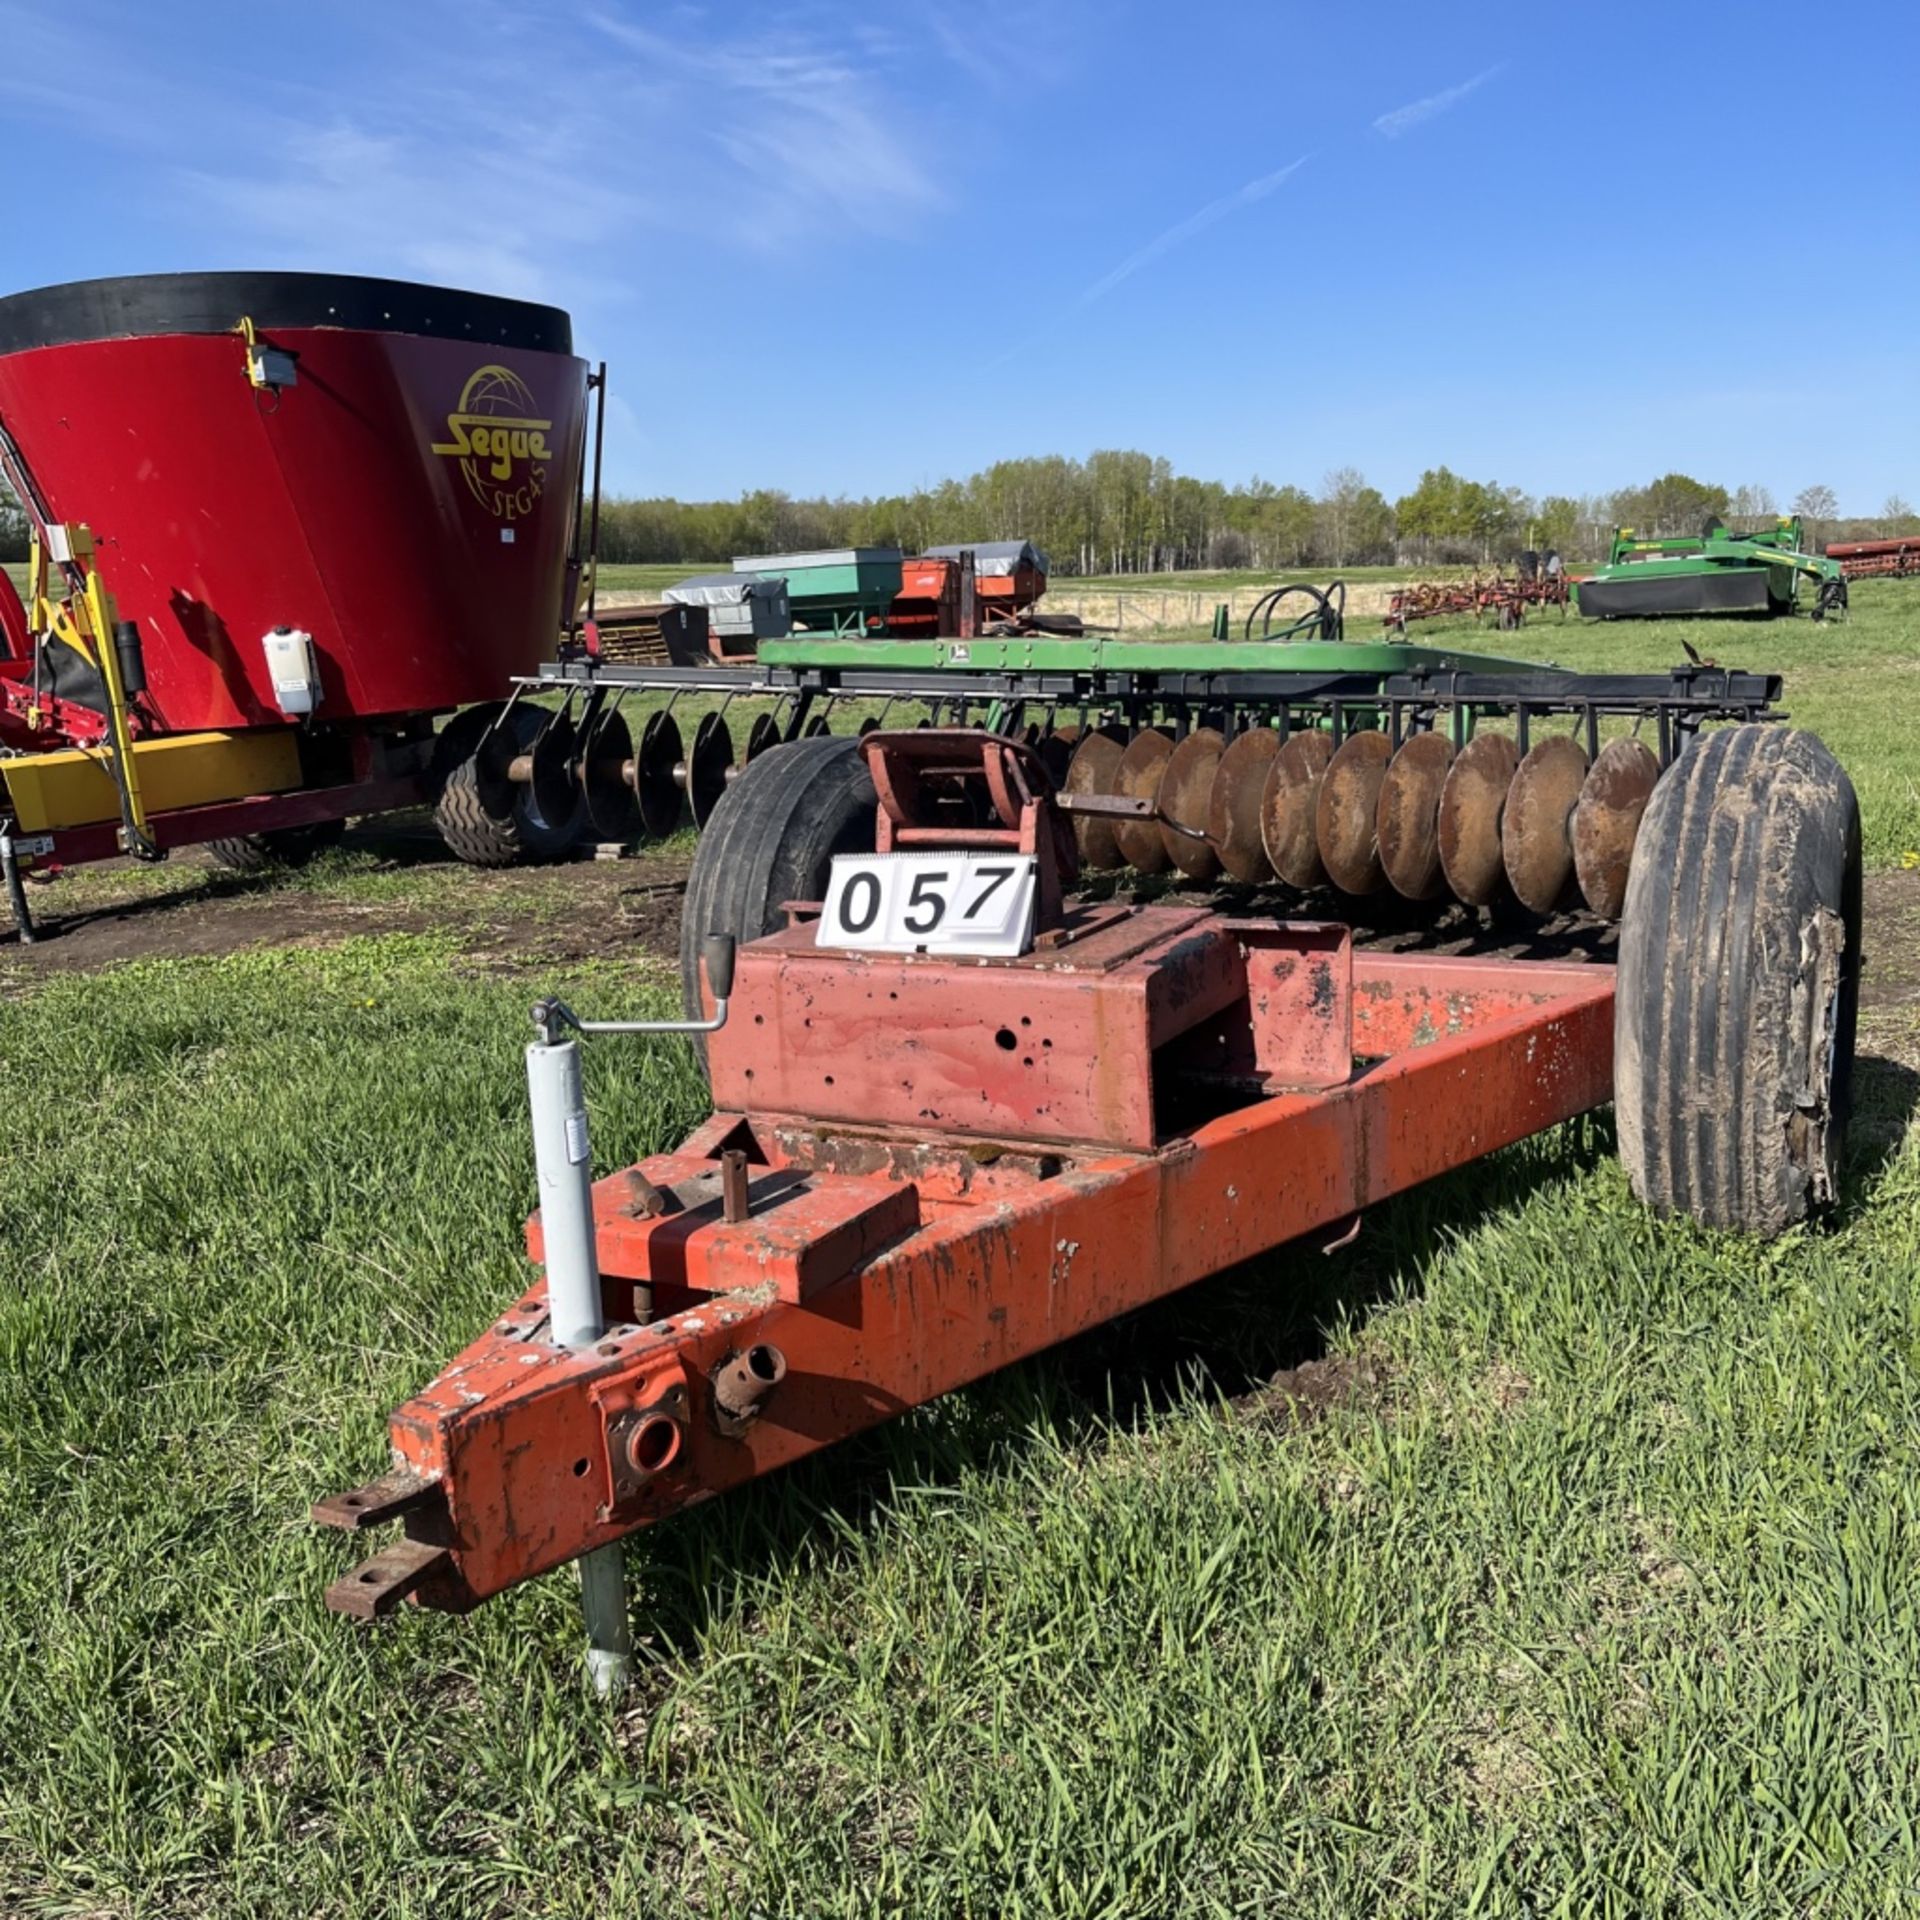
[{"xmin": 431, "ymin": 365, "xmax": 553, "ymax": 521}]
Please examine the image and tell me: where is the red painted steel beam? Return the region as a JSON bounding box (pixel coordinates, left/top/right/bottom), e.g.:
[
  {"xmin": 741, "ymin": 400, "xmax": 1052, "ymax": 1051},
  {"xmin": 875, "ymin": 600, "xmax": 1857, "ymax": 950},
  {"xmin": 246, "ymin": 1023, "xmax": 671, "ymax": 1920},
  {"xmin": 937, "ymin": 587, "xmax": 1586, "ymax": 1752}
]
[
  {"xmin": 31, "ymin": 770, "xmax": 431, "ymax": 869},
  {"xmin": 320, "ymin": 932, "xmax": 1614, "ymax": 1616}
]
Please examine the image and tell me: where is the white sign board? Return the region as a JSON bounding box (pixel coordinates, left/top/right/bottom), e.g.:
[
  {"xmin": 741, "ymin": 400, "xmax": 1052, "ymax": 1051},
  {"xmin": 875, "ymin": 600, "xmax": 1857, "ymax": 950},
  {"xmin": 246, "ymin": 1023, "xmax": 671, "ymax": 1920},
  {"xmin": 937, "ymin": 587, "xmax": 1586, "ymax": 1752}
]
[{"xmin": 819, "ymin": 852, "xmax": 1036, "ymax": 958}]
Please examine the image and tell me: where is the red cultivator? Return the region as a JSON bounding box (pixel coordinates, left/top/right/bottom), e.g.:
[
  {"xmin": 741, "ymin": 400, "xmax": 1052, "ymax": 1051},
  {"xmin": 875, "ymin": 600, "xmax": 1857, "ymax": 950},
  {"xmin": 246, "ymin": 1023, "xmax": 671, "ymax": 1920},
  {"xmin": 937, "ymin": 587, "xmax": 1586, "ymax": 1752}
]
[
  {"xmin": 1827, "ymin": 537, "xmax": 1920, "ymax": 581},
  {"xmin": 317, "ymin": 720, "xmax": 1861, "ymax": 1691},
  {"xmin": 1384, "ymin": 566, "xmax": 1571, "ymax": 634}
]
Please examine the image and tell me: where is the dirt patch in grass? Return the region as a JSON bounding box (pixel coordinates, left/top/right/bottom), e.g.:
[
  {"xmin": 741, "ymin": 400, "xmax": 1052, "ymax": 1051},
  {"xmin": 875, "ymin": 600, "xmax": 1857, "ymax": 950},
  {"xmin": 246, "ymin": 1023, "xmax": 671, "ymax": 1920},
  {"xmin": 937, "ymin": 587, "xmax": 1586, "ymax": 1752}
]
[
  {"xmin": 1244, "ymin": 1352, "xmax": 1394, "ymax": 1429},
  {"xmin": 2, "ymin": 820, "xmax": 690, "ymax": 978},
  {"xmin": 1861, "ymin": 870, "xmax": 1920, "ymax": 1016}
]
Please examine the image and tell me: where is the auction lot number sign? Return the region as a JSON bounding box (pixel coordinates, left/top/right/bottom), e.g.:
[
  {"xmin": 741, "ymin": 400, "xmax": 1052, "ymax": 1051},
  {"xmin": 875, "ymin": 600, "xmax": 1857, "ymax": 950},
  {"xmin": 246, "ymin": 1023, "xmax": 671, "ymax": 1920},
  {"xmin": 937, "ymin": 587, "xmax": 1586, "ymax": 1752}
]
[{"xmin": 819, "ymin": 853, "xmax": 1037, "ymax": 957}]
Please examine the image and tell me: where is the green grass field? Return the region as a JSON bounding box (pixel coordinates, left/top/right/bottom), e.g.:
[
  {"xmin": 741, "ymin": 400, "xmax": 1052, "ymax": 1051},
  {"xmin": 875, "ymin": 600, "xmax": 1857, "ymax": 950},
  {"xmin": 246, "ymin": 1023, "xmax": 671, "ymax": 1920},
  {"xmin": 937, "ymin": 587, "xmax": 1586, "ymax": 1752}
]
[
  {"xmin": 592, "ymin": 561, "xmax": 710, "ymax": 597},
  {"xmin": 1, "ymin": 587, "xmax": 1918, "ymax": 1916}
]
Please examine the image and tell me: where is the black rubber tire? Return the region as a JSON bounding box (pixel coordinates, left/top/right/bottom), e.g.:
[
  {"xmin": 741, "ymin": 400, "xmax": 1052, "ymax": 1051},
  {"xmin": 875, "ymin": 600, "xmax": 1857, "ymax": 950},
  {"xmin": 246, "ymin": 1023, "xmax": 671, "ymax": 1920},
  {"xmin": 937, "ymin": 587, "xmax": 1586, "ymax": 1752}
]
[
  {"xmin": 435, "ymin": 705, "xmax": 584, "ymax": 868},
  {"xmin": 679, "ymin": 736, "xmax": 875, "ymax": 1024},
  {"xmin": 1615, "ymin": 724, "xmax": 1861, "ymax": 1237},
  {"xmin": 205, "ymin": 817, "xmax": 347, "ymax": 872}
]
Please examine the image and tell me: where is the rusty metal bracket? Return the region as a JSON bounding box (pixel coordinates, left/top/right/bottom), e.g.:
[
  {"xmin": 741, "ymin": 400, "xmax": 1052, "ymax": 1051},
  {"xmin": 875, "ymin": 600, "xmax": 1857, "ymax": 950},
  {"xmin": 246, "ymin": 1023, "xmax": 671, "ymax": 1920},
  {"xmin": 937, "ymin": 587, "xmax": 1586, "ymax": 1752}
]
[
  {"xmin": 591, "ymin": 1369, "xmax": 692, "ymax": 1520},
  {"xmin": 311, "ymin": 1466, "xmax": 441, "ymax": 1531},
  {"xmin": 324, "ymin": 1537, "xmax": 453, "ymax": 1621}
]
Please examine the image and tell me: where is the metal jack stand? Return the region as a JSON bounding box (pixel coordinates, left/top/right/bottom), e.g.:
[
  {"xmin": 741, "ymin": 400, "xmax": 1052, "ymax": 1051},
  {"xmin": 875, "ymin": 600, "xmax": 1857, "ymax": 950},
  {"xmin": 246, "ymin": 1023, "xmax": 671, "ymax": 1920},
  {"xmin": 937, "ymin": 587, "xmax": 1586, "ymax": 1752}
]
[{"xmin": 524, "ymin": 932, "xmax": 736, "ymax": 1697}]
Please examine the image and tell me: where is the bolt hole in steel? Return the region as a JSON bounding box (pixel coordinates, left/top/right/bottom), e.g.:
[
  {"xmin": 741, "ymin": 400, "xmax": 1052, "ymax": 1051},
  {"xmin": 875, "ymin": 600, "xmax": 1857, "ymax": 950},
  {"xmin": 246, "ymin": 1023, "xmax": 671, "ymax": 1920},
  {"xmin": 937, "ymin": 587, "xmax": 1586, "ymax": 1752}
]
[
  {"xmin": 995, "ymin": 1028, "xmax": 1018, "ymax": 1050},
  {"xmin": 572, "ymin": 1457, "xmax": 590, "ymax": 1477},
  {"xmin": 628, "ymin": 1416, "xmax": 682, "ymax": 1476}
]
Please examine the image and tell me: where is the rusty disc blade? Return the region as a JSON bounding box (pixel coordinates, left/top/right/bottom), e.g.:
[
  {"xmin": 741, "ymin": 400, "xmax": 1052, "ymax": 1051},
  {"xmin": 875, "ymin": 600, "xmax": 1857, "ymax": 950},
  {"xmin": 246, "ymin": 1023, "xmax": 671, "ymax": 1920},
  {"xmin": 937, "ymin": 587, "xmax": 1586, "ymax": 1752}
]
[
  {"xmin": 1572, "ymin": 737, "xmax": 1660, "ymax": 918},
  {"xmin": 1063, "ymin": 729, "xmax": 1127, "ymax": 868},
  {"xmin": 1502, "ymin": 735, "xmax": 1589, "ymax": 913},
  {"xmin": 1114, "ymin": 729, "xmax": 1174, "ymax": 873},
  {"xmin": 529, "ymin": 711, "xmax": 580, "ymax": 831},
  {"xmin": 634, "ymin": 709, "xmax": 684, "ymax": 838},
  {"xmin": 1034, "ymin": 723, "xmax": 1078, "ymax": 791},
  {"xmin": 1376, "ymin": 731, "xmax": 1454, "ymax": 901},
  {"xmin": 1207, "ymin": 728, "xmax": 1279, "ymax": 884},
  {"xmin": 1158, "ymin": 727, "xmax": 1225, "ymax": 879},
  {"xmin": 580, "ymin": 709, "xmax": 639, "ymax": 842},
  {"xmin": 1437, "ymin": 731, "xmax": 1520, "ymax": 905},
  {"xmin": 743, "ymin": 711, "xmax": 782, "ymax": 763},
  {"xmin": 1259, "ymin": 728, "xmax": 1334, "ymax": 888},
  {"xmin": 688, "ymin": 712, "xmax": 735, "ymax": 828},
  {"xmin": 1315, "ymin": 730, "xmax": 1392, "ymax": 895},
  {"xmin": 802, "ymin": 714, "xmax": 832, "ymax": 737}
]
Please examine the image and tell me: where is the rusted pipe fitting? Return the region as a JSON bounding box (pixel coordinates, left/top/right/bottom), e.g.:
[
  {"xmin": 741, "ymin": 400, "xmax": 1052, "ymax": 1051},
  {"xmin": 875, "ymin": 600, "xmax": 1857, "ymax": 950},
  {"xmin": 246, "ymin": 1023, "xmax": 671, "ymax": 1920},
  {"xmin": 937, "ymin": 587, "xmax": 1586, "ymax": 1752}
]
[{"xmin": 711, "ymin": 1343, "xmax": 787, "ymax": 1435}]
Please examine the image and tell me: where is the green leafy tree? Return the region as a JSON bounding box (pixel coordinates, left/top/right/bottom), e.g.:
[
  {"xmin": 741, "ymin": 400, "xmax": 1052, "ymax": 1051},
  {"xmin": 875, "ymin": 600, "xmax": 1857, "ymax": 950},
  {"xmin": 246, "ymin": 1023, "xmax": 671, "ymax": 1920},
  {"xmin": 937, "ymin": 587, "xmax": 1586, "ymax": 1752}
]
[{"xmin": 1534, "ymin": 495, "xmax": 1582, "ymax": 559}]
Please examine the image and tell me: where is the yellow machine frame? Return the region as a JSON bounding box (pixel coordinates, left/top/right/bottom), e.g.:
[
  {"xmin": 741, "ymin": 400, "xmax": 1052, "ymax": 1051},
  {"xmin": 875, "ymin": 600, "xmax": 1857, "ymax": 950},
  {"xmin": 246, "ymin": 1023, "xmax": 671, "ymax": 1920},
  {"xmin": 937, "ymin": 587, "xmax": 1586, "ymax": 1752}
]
[
  {"xmin": 23, "ymin": 523, "xmax": 156, "ymax": 852},
  {"xmin": 9, "ymin": 523, "xmax": 303, "ymax": 845}
]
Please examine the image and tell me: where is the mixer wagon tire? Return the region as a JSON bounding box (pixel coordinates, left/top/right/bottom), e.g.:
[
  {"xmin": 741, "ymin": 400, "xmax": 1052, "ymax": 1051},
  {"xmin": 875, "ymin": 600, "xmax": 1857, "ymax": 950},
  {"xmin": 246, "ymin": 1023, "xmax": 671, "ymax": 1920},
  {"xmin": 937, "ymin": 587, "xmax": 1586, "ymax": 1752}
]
[
  {"xmin": 205, "ymin": 818, "xmax": 346, "ymax": 872},
  {"xmin": 1614, "ymin": 725, "xmax": 1860, "ymax": 1238},
  {"xmin": 435, "ymin": 705, "xmax": 584, "ymax": 868},
  {"xmin": 679, "ymin": 736, "xmax": 875, "ymax": 1029}
]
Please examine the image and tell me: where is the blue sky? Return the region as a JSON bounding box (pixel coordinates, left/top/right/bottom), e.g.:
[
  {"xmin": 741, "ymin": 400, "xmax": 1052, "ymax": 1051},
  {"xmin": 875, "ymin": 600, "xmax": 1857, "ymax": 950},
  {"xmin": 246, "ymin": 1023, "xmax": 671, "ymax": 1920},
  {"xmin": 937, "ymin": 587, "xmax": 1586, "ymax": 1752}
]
[{"xmin": 5, "ymin": 0, "xmax": 1916, "ymax": 510}]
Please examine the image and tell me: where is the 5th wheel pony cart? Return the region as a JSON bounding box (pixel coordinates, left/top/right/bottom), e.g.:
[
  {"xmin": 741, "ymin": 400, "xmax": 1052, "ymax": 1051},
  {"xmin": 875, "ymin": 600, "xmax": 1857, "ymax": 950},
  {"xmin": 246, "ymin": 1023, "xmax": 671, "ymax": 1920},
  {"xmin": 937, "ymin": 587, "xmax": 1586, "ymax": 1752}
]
[{"xmin": 317, "ymin": 698, "xmax": 1860, "ymax": 1691}]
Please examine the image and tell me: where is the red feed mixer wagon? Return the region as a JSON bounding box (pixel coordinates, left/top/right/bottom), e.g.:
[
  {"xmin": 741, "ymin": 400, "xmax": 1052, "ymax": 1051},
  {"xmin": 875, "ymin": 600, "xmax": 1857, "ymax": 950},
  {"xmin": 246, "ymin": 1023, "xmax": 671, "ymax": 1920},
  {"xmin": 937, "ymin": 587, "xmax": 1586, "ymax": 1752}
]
[{"xmin": 0, "ymin": 271, "xmax": 598, "ymax": 935}]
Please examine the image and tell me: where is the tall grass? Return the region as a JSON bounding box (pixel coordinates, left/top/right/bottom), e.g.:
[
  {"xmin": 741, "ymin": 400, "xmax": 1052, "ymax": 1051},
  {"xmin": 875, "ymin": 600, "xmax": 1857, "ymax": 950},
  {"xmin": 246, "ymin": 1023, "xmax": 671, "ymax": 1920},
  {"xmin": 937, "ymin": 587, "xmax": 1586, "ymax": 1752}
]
[{"xmin": 0, "ymin": 927, "xmax": 1915, "ymax": 1915}]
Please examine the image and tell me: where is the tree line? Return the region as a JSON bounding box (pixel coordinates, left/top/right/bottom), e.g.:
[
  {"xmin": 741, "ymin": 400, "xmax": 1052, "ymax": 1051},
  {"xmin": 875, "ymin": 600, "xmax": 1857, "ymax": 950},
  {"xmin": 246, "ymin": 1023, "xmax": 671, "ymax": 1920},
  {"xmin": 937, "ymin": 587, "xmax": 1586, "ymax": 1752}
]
[
  {"xmin": 4, "ymin": 463, "xmax": 1913, "ymax": 575},
  {"xmin": 587, "ymin": 458, "xmax": 1915, "ymax": 577}
]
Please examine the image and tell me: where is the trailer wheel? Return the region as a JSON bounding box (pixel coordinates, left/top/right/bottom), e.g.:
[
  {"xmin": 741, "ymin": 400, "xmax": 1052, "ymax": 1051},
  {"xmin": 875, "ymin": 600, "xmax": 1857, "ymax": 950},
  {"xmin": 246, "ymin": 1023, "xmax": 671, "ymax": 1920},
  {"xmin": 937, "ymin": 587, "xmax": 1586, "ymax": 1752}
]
[
  {"xmin": 205, "ymin": 818, "xmax": 347, "ymax": 873},
  {"xmin": 680, "ymin": 736, "xmax": 875, "ymax": 1025},
  {"xmin": 435, "ymin": 704, "xmax": 583, "ymax": 868},
  {"xmin": 1615, "ymin": 724, "xmax": 1860, "ymax": 1237}
]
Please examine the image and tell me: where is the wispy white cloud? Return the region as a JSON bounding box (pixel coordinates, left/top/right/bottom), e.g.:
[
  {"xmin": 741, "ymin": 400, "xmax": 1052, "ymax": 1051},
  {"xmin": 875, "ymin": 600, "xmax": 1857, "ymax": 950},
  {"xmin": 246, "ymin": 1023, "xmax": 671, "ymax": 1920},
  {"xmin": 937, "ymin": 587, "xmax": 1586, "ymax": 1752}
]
[
  {"xmin": 584, "ymin": 10, "xmax": 941, "ymax": 247},
  {"xmin": 0, "ymin": 0, "xmax": 972, "ymax": 304},
  {"xmin": 980, "ymin": 154, "xmax": 1308, "ymax": 372},
  {"xmin": 1075, "ymin": 156, "xmax": 1310, "ymax": 307},
  {"xmin": 1372, "ymin": 64, "xmax": 1504, "ymax": 139}
]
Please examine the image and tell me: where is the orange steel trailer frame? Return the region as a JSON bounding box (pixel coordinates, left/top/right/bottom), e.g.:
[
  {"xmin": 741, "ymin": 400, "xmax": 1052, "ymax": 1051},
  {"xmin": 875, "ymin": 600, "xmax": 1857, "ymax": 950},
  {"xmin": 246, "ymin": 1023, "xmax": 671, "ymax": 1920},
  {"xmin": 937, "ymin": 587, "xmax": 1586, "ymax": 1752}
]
[{"xmin": 319, "ymin": 739, "xmax": 1614, "ymax": 1621}]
